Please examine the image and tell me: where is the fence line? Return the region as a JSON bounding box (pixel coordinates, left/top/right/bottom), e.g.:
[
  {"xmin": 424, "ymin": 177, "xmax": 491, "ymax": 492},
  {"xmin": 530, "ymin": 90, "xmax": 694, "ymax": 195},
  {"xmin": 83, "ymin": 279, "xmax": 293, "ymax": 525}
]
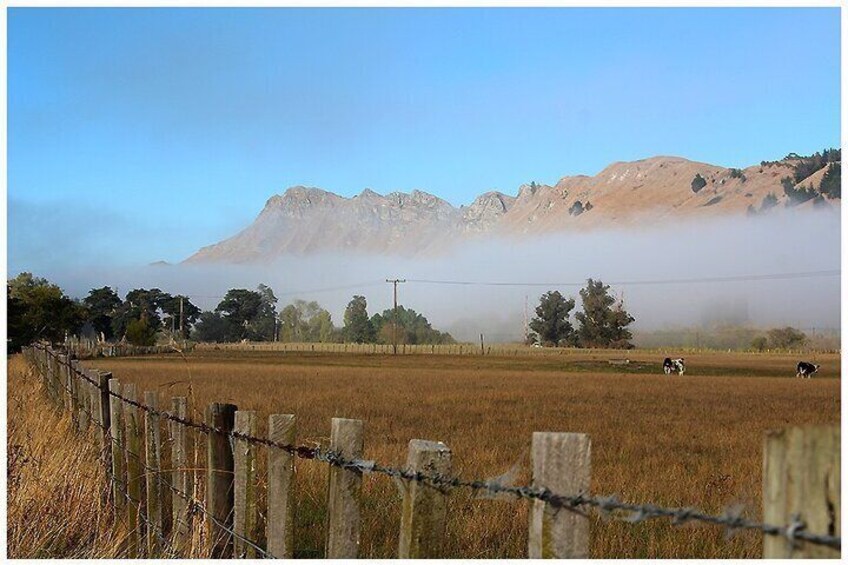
[
  {"xmin": 23, "ymin": 343, "xmax": 841, "ymax": 558},
  {"xmin": 65, "ymin": 336, "xmax": 189, "ymax": 359}
]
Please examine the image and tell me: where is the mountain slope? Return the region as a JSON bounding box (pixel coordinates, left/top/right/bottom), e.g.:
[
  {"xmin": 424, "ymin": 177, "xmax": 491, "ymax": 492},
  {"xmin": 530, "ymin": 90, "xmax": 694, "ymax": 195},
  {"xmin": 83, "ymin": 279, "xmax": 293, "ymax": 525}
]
[{"xmin": 185, "ymin": 154, "xmax": 839, "ymax": 263}]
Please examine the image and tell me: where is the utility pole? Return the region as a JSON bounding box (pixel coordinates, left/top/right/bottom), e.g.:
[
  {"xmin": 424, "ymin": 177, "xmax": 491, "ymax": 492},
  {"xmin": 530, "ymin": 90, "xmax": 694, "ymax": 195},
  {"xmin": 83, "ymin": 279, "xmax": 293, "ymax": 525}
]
[
  {"xmin": 179, "ymin": 296, "xmax": 184, "ymax": 340},
  {"xmin": 523, "ymin": 295, "xmax": 529, "ymax": 343},
  {"xmin": 386, "ymin": 279, "xmax": 407, "ymax": 355}
]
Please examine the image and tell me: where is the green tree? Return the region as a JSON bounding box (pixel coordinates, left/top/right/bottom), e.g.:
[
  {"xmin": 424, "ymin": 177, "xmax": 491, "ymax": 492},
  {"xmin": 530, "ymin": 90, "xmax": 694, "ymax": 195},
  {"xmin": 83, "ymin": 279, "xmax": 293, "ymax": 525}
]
[
  {"xmin": 278, "ymin": 303, "xmax": 307, "ymax": 342},
  {"xmin": 215, "ymin": 288, "xmax": 264, "ymax": 341},
  {"xmin": 159, "ymin": 295, "xmax": 202, "ymax": 339},
  {"xmin": 370, "ymin": 305, "xmax": 455, "ymax": 345},
  {"xmin": 767, "ymin": 327, "xmax": 807, "ymax": 349},
  {"xmin": 309, "ymin": 310, "xmax": 337, "ymax": 342},
  {"xmin": 253, "ymin": 284, "xmax": 278, "ymax": 340},
  {"xmin": 574, "ymin": 279, "xmax": 635, "ymax": 349},
  {"xmin": 782, "ymin": 176, "xmax": 817, "ymax": 206},
  {"xmin": 193, "ymin": 311, "xmax": 235, "ymax": 342},
  {"xmin": 819, "ymin": 163, "xmax": 841, "ymax": 199},
  {"xmin": 278, "ymin": 299, "xmax": 337, "ymax": 342},
  {"xmin": 8, "ymin": 285, "xmax": 30, "ymax": 352},
  {"xmin": 691, "ymin": 173, "xmax": 707, "ymax": 193},
  {"xmin": 111, "ymin": 288, "xmax": 169, "ymax": 339},
  {"xmin": 83, "ymin": 286, "xmax": 121, "ymax": 340},
  {"xmin": 529, "ymin": 291, "xmax": 575, "ymax": 347},
  {"xmin": 343, "ymin": 295, "xmax": 375, "ymax": 343},
  {"xmin": 125, "ymin": 316, "xmax": 157, "ymax": 346},
  {"xmin": 7, "ymin": 273, "xmax": 85, "ymax": 349}
]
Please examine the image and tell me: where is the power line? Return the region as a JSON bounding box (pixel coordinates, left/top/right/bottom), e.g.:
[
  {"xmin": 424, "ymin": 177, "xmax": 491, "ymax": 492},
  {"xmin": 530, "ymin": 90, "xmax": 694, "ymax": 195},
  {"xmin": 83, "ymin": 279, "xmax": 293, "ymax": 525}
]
[
  {"xmin": 173, "ymin": 280, "xmax": 386, "ymax": 302},
  {"xmin": 406, "ymin": 269, "xmax": 840, "ymax": 288}
]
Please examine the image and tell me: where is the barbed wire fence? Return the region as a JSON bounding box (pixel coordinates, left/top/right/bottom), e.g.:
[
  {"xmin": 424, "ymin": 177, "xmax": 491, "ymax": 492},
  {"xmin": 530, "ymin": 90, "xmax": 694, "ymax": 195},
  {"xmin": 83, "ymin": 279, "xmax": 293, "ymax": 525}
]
[{"xmin": 21, "ymin": 343, "xmax": 841, "ymax": 559}]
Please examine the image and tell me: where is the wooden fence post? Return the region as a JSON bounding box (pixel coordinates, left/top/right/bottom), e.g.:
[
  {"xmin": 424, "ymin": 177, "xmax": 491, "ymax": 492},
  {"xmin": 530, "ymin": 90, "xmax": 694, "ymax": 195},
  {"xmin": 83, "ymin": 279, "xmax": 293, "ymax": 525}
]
[
  {"xmin": 51, "ymin": 351, "xmax": 63, "ymax": 409},
  {"xmin": 170, "ymin": 397, "xmax": 191, "ymax": 553},
  {"xmin": 234, "ymin": 410, "xmax": 259, "ymax": 558},
  {"xmin": 763, "ymin": 425, "xmax": 840, "ymax": 558},
  {"xmin": 96, "ymin": 372, "xmax": 113, "ymax": 473},
  {"xmin": 48, "ymin": 350, "xmax": 60, "ymax": 407},
  {"xmin": 71, "ymin": 360, "xmax": 89, "ymax": 432},
  {"xmin": 267, "ymin": 414, "xmax": 296, "ymax": 558},
  {"xmin": 528, "ymin": 432, "xmax": 591, "ymax": 559},
  {"xmin": 398, "ymin": 439, "xmax": 452, "ymax": 558},
  {"xmin": 206, "ymin": 402, "xmax": 238, "ymax": 558},
  {"xmin": 123, "ymin": 383, "xmax": 143, "ymax": 558},
  {"xmin": 326, "ymin": 418, "xmax": 364, "ymax": 558},
  {"xmin": 44, "ymin": 348, "xmax": 52, "ymax": 401},
  {"xmin": 108, "ymin": 378, "xmax": 125, "ymax": 510},
  {"xmin": 60, "ymin": 354, "xmax": 74, "ymax": 414},
  {"xmin": 144, "ymin": 391, "xmax": 164, "ymax": 557}
]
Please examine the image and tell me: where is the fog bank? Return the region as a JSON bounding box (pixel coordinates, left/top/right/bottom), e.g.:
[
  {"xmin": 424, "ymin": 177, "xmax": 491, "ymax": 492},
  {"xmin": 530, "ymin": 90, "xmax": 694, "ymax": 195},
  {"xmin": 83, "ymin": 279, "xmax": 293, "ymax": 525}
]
[{"xmin": 26, "ymin": 209, "xmax": 840, "ymax": 343}]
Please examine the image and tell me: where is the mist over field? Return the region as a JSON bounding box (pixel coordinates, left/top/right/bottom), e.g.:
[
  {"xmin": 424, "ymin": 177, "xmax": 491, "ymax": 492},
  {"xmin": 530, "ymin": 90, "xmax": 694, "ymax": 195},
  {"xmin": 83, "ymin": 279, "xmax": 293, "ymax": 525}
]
[{"xmin": 21, "ymin": 208, "xmax": 838, "ymax": 343}]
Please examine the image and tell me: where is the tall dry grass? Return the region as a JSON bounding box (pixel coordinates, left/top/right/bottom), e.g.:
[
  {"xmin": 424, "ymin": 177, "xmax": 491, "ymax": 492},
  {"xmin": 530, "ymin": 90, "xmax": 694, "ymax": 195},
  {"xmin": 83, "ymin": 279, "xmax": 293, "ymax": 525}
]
[
  {"xmin": 75, "ymin": 348, "xmax": 838, "ymax": 559},
  {"xmin": 6, "ymin": 355, "xmax": 128, "ymax": 558}
]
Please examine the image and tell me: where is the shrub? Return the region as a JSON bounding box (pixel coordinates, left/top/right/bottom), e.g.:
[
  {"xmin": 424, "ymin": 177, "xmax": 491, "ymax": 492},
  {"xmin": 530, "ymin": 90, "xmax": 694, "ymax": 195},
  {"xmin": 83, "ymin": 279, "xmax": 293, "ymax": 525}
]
[
  {"xmin": 691, "ymin": 173, "xmax": 707, "ymax": 193},
  {"xmin": 729, "ymin": 168, "xmax": 746, "ymax": 181}
]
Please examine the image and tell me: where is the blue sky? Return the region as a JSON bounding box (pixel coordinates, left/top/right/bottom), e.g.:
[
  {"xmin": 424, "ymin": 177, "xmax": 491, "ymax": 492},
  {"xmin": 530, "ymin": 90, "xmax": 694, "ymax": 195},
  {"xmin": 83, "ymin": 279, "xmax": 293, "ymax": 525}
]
[{"xmin": 8, "ymin": 7, "xmax": 841, "ymax": 272}]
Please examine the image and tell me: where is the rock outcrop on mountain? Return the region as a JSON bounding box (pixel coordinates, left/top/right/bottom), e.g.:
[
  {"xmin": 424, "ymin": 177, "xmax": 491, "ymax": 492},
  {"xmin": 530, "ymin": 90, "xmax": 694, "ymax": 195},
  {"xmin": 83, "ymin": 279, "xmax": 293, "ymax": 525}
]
[{"xmin": 185, "ymin": 154, "xmax": 840, "ymax": 263}]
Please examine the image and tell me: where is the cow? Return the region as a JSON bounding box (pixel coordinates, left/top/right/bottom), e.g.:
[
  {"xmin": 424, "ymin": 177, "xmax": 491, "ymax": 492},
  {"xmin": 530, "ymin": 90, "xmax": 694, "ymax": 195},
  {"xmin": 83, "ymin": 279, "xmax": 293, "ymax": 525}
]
[
  {"xmin": 796, "ymin": 362, "xmax": 820, "ymax": 379},
  {"xmin": 663, "ymin": 357, "xmax": 686, "ymax": 376}
]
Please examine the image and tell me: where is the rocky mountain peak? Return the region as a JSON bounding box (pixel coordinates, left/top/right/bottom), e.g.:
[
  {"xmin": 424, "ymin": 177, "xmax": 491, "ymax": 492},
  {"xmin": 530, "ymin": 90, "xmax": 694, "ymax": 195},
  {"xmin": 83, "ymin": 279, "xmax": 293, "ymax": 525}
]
[{"xmin": 185, "ymin": 152, "xmax": 840, "ymax": 263}]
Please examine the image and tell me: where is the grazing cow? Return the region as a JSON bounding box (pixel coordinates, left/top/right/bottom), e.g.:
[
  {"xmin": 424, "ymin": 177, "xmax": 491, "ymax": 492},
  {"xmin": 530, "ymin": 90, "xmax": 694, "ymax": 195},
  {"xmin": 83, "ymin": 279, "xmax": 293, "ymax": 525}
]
[
  {"xmin": 796, "ymin": 362, "xmax": 820, "ymax": 379},
  {"xmin": 663, "ymin": 357, "xmax": 686, "ymax": 376}
]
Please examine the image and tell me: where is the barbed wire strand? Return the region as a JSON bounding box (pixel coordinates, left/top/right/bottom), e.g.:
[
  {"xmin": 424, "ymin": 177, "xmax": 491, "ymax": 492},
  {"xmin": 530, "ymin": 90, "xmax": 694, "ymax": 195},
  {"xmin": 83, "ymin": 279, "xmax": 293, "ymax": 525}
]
[{"xmin": 33, "ymin": 344, "xmax": 842, "ymax": 552}]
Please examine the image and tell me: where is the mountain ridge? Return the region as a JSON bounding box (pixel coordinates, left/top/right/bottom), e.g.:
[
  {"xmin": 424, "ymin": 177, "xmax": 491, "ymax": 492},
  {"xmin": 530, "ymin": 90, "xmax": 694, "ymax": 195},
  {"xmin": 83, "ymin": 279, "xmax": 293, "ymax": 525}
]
[{"xmin": 185, "ymin": 153, "xmax": 840, "ymax": 264}]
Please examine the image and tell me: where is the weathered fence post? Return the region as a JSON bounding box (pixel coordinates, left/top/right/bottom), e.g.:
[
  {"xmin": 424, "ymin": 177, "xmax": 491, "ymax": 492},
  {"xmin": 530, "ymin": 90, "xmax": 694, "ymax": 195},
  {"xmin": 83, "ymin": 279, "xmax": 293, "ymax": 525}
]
[
  {"xmin": 763, "ymin": 425, "xmax": 840, "ymax": 558},
  {"xmin": 233, "ymin": 410, "xmax": 259, "ymax": 558},
  {"xmin": 123, "ymin": 383, "xmax": 143, "ymax": 558},
  {"xmin": 170, "ymin": 397, "xmax": 191, "ymax": 553},
  {"xmin": 60, "ymin": 354, "xmax": 74, "ymax": 414},
  {"xmin": 267, "ymin": 414, "xmax": 296, "ymax": 558},
  {"xmin": 144, "ymin": 391, "xmax": 164, "ymax": 557},
  {"xmin": 46, "ymin": 349, "xmax": 58, "ymax": 405},
  {"xmin": 71, "ymin": 360, "xmax": 89, "ymax": 432},
  {"xmin": 109, "ymin": 378, "xmax": 126, "ymax": 510},
  {"xmin": 48, "ymin": 350, "xmax": 60, "ymax": 408},
  {"xmin": 326, "ymin": 418, "xmax": 364, "ymax": 558},
  {"xmin": 398, "ymin": 439, "xmax": 452, "ymax": 558},
  {"xmin": 206, "ymin": 402, "xmax": 238, "ymax": 558},
  {"xmin": 528, "ymin": 432, "xmax": 591, "ymax": 559},
  {"xmin": 96, "ymin": 372, "xmax": 113, "ymax": 474}
]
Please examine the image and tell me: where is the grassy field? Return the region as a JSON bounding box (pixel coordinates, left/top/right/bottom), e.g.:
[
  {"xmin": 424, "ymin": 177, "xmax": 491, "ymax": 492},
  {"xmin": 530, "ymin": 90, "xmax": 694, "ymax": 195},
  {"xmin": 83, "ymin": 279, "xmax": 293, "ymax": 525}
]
[{"xmin": 9, "ymin": 348, "xmax": 841, "ymax": 558}]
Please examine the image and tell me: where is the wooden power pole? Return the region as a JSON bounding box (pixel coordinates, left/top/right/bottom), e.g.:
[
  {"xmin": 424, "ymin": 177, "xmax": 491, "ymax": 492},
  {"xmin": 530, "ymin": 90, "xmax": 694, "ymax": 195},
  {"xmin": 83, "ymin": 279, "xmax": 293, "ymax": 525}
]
[{"xmin": 386, "ymin": 279, "xmax": 407, "ymax": 355}]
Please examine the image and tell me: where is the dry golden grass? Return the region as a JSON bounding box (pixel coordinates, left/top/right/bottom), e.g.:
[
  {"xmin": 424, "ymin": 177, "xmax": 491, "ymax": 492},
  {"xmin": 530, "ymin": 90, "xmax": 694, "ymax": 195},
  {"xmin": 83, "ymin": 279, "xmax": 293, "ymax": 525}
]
[
  {"xmin": 70, "ymin": 348, "xmax": 839, "ymax": 559},
  {"xmin": 6, "ymin": 355, "xmax": 128, "ymax": 558},
  {"xmin": 8, "ymin": 349, "xmax": 840, "ymax": 558}
]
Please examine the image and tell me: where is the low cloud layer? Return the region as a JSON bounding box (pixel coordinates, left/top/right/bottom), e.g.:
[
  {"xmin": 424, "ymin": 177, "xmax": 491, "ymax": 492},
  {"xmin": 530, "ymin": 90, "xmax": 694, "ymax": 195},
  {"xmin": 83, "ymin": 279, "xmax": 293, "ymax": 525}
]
[{"xmin": 13, "ymin": 208, "xmax": 841, "ymax": 342}]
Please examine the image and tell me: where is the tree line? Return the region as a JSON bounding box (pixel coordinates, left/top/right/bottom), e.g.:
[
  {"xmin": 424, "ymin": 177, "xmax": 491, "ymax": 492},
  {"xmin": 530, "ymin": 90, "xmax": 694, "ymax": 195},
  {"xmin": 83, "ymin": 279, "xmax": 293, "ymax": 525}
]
[{"xmin": 6, "ymin": 272, "xmax": 455, "ymax": 351}]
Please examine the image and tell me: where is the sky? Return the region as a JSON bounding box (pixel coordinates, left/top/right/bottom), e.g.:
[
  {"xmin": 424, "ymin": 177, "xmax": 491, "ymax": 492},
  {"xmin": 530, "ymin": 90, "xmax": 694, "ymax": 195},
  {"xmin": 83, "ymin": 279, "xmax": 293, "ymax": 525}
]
[{"xmin": 7, "ymin": 7, "xmax": 841, "ymax": 273}]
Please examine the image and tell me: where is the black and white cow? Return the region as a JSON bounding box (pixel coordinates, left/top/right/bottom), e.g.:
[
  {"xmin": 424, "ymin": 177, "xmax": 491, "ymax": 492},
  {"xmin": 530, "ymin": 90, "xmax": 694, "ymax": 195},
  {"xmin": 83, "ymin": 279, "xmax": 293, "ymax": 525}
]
[
  {"xmin": 663, "ymin": 357, "xmax": 686, "ymax": 376},
  {"xmin": 796, "ymin": 362, "xmax": 820, "ymax": 379}
]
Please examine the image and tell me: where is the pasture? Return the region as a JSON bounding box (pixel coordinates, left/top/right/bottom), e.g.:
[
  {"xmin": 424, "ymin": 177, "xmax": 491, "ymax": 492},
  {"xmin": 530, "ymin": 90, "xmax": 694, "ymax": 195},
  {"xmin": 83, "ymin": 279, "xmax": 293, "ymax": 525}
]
[{"xmin": 74, "ymin": 347, "xmax": 839, "ymax": 559}]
